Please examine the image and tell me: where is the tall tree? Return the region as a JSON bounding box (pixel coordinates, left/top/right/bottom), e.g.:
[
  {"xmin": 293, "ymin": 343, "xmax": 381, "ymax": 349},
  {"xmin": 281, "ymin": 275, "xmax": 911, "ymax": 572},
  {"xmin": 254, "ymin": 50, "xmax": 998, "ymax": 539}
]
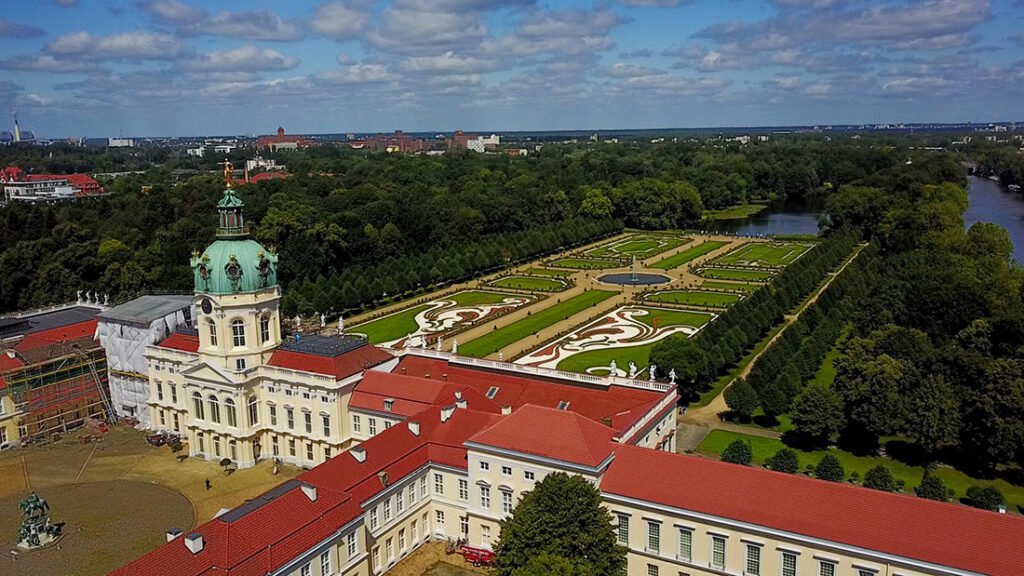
[{"xmin": 791, "ymin": 383, "xmax": 845, "ymax": 446}]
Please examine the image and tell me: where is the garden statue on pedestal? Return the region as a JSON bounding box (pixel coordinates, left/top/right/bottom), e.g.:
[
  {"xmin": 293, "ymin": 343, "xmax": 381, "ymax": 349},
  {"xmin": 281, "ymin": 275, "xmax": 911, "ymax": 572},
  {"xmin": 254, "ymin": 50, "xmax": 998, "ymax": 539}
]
[
  {"xmin": 609, "ymin": 359, "xmax": 617, "ymax": 376},
  {"xmin": 628, "ymin": 361, "xmax": 638, "ymax": 378},
  {"xmin": 17, "ymin": 492, "xmax": 61, "ymax": 549}
]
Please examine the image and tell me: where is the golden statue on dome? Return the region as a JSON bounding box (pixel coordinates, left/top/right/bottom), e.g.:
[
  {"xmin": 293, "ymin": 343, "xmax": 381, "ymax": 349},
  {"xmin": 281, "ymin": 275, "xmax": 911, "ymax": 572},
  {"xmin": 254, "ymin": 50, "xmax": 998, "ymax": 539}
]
[{"xmin": 220, "ymin": 159, "xmax": 234, "ymax": 188}]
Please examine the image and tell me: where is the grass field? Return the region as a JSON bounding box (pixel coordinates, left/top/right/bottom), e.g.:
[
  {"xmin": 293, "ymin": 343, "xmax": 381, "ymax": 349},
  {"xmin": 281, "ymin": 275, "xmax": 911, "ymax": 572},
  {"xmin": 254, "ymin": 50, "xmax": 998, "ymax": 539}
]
[
  {"xmin": 651, "ymin": 241, "xmax": 728, "ymax": 270},
  {"xmin": 716, "ymin": 241, "xmax": 813, "ymax": 267},
  {"xmin": 548, "ymin": 257, "xmax": 621, "ymax": 269},
  {"xmin": 524, "ymin": 267, "xmax": 571, "ymax": 278},
  {"xmin": 704, "ymin": 204, "xmax": 767, "ymax": 220},
  {"xmin": 554, "ymin": 307, "xmax": 712, "ymax": 374},
  {"xmin": 352, "ymin": 290, "xmax": 521, "ymax": 344},
  {"xmin": 645, "ymin": 290, "xmax": 742, "ymax": 307},
  {"xmin": 459, "ymin": 290, "xmax": 617, "ymax": 357},
  {"xmin": 699, "ymin": 280, "xmax": 761, "ymax": 293},
  {"xmin": 698, "ymin": 267, "xmax": 775, "ymax": 281},
  {"xmin": 489, "ymin": 276, "xmax": 567, "ymax": 292},
  {"xmin": 586, "ymin": 235, "xmax": 687, "ymax": 258},
  {"xmin": 698, "ymin": 430, "xmax": 1024, "ymax": 513}
]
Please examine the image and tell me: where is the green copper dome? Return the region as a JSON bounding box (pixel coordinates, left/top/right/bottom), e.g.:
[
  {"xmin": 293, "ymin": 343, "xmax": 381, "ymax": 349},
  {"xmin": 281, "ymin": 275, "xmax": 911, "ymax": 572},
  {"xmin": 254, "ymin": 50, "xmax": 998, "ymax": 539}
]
[{"xmin": 191, "ymin": 187, "xmax": 279, "ymax": 295}]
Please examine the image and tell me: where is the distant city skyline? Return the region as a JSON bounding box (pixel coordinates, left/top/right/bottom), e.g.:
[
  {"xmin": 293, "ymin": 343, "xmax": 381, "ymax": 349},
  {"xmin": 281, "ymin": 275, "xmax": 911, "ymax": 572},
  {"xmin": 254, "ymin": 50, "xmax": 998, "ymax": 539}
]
[{"xmin": 0, "ymin": 0, "xmax": 1022, "ymax": 138}]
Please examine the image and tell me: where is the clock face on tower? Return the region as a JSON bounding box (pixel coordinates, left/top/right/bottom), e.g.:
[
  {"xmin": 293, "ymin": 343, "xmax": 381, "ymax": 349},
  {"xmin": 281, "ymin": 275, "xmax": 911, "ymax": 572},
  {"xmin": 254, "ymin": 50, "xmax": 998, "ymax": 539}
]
[{"xmin": 201, "ymin": 298, "xmax": 213, "ymax": 315}]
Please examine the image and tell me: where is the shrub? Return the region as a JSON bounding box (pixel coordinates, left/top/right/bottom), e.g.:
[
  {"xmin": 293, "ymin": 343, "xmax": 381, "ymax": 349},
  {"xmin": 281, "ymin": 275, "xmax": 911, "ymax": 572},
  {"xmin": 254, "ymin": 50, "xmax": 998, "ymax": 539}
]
[
  {"xmin": 915, "ymin": 475, "xmax": 951, "ymax": 502},
  {"xmin": 721, "ymin": 439, "xmax": 753, "ymax": 466},
  {"xmin": 863, "ymin": 465, "xmax": 898, "ymax": 492},
  {"xmin": 965, "ymin": 486, "xmax": 1005, "ymax": 512},
  {"xmin": 219, "ymin": 458, "xmax": 233, "ymax": 467},
  {"xmin": 815, "ymin": 455, "xmax": 844, "ymax": 482},
  {"xmin": 765, "ymin": 448, "xmax": 799, "ymax": 474}
]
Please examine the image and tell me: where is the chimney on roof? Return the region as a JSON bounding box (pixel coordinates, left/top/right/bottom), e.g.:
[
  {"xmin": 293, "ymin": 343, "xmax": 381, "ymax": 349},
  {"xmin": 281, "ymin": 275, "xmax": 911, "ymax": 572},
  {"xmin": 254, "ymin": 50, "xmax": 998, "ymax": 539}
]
[
  {"xmin": 378, "ymin": 471, "xmax": 389, "ymax": 487},
  {"xmin": 454, "ymin": 390, "xmax": 462, "ymax": 400},
  {"xmin": 602, "ymin": 417, "xmax": 613, "ymax": 427},
  {"xmin": 442, "ymin": 373, "xmax": 448, "ymax": 381},
  {"xmin": 455, "ymin": 396, "xmax": 467, "ymax": 410},
  {"xmin": 351, "ymin": 446, "xmax": 367, "ymax": 463},
  {"xmin": 501, "ymin": 405, "xmax": 512, "ymax": 415},
  {"xmin": 401, "ymin": 367, "xmax": 407, "ymax": 375},
  {"xmin": 424, "ymin": 373, "xmax": 431, "ymax": 379},
  {"xmin": 409, "ymin": 420, "xmax": 420, "ymax": 436},
  {"xmin": 166, "ymin": 527, "xmax": 183, "ymax": 542},
  {"xmin": 440, "ymin": 404, "xmax": 456, "ymax": 423},
  {"xmin": 301, "ymin": 484, "xmax": 318, "ymax": 502},
  {"xmin": 184, "ymin": 532, "xmax": 204, "ymax": 554}
]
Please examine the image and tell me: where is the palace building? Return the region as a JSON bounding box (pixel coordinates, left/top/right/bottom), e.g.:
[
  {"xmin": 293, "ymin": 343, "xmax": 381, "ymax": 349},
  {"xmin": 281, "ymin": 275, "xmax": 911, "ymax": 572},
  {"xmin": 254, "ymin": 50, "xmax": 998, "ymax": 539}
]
[{"xmin": 118, "ymin": 181, "xmax": 1024, "ymax": 576}]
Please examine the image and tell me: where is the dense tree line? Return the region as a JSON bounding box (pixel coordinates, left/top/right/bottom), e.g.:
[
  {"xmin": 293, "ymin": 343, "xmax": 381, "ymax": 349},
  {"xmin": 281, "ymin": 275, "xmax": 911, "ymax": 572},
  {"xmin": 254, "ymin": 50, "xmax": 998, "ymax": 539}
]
[
  {"xmin": 0, "ymin": 139, "xmax": 894, "ymax": 313},
  {"xmin": 650, "ymin": 229, "xmax": 860, "ymax": 400}
]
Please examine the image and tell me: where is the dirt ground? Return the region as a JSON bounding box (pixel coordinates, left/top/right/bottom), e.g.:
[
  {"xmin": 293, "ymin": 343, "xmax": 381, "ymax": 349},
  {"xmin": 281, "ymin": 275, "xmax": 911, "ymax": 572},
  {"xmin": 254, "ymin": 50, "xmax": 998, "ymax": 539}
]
[
  {"xmin": 0, "ymin": 425, "xmax": 301, "ymax": 576},
  {"xmin": 386, "ymin": 541, "xmax": 489, "ymax": 576}
]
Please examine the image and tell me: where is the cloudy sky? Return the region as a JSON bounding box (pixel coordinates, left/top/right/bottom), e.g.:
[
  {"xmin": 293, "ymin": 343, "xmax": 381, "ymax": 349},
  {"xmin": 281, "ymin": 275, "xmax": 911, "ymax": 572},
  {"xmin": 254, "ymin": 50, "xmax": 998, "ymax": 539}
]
[{"xmin": 1, "ymin": 0, "xmax": 1022, "ymax": 137}]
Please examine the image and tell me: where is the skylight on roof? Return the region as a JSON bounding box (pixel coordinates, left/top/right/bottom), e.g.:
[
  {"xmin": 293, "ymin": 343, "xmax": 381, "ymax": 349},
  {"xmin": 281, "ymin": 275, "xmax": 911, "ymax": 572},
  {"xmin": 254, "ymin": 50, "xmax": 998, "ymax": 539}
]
[
  {"xmin": 486, "ymin": 386, "xmax": 500, "ymax": 399},
  {"xmin": 557, "ymin": 401, "xmax": 570, "ymax": 410}
]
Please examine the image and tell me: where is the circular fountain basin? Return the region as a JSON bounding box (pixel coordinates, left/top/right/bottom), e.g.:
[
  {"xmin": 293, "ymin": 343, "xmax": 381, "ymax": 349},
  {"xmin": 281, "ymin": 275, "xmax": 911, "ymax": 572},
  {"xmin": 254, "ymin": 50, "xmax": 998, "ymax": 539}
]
[{"xmin": 598, "ymin": 272, "xmax": 672, "ymax": 286}]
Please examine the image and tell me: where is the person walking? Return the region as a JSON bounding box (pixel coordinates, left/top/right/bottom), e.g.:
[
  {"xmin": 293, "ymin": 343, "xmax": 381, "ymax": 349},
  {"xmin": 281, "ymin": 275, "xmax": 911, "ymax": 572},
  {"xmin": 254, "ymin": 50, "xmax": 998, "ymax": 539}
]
[{"xmin": 205, "ymin": 479, "xmax": 211, "ymax": 491}]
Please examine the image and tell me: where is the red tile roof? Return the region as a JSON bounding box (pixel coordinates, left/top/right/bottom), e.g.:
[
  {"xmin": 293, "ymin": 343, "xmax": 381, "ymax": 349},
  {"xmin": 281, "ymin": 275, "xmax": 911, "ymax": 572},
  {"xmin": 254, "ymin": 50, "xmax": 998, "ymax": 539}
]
[
  {"xmin": 600, "ymin": 444, "xmax": 1024, "ymax": 576},
  {"xmin": 468, "ymin": 405, "xmax": 616, "ymax": 468},
  {"xmin": 267, "ymin": 344, "xmax": 392, "ymax": 380},
  {"xmin": 13, "ymin": 318, "xmax": 98, "ymax": 352},
  {"xmin": 349, "ymin": 371, "xmax": 498, "ymax": 417},
  {"xmin": 157, "ymin": 332, "xmax": 201, "ymax": 353},
  {"xmin": 393, "ymin": 356, "xmax": 665, "ymax": 436}
]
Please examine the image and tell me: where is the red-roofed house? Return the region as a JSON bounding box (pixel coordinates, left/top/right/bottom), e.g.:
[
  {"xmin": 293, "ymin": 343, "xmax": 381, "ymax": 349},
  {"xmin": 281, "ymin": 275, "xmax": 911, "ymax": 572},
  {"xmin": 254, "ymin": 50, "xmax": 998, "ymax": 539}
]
[{"xmin": 257, "ymin": 127, "xmax": 312, "ymax": 151}]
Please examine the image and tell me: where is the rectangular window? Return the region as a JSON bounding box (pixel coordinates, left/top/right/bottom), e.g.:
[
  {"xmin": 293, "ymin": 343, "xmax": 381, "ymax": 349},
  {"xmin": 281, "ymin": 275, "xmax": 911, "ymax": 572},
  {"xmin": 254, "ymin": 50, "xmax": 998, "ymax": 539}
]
[
  {"xmin": 647, "ymin": 521, "xmax": 660, "ymax": 554},
  {"xmin": 303, "ymin": 391, "xmax": 311, "ymax": 400},
  {"xmin": 269, "ymin": 405, "xmax": 277, "ymax": 426},
  {"xmin": 370, "ymin": 508, "xmax": 378, "ymax": 530},
  {"xmin": 436, "ymin": 510, "xmax": 445, "ymax": 529},
  {"xmin": 170, "ymin": 384, "xmax": 177, "ymax": 404},
  {"xmin": 524, "ymin": 470, "xmax": 535, "ymax": 481},
  {"xmin": 501, "ymin": 465, "xmax": 512, "ymax": 476},
  {"xmin": 480, "ymin": 486, "xmax": 490, "ymax": 509},
  {"xmin": 346, "ymin": 532, "xmax": 357, "ymax": 558},
  {"xmin": 372, "ymin": 547, "xmax": 379, "ymax": 569},
  {"xmin": 412, "ymin": 519, "xmax": 418, "ymax": 541},
  {"xmin": 320, "ymin": 550, "xmax": 331, "ymax": 575},
  {"xmin": 156, "ymin": 382, "xmax": 163, "ymax": 401},
  {"xmin": 746, "ymin": 544, "xmax": 761, "ymax": 576},
  {"xmin": 616, "ymin": 514, "xmax": 629, "ymax": 545},
  {"xmin": 408, "ymin": 485, "xmax": 415, "ymax": 507},
  {"xmin": 306, "ymin": 442, "xmax": 313, "ymax": 461},
  {"xmin": 647, "ymin": 565, "xmax": 659, "ymax": 576},
  {"xmin": 322, "ymin": 415, "xmax": 331, "ymax": 436},
  {"xmin": 384, "ymin": 498, "xmax": 392, "ymax": 522},
  {"xmin": 857, "ymin": 571, "xmax": 875, "ymax": 576},
  {"xmin": 324, "ymin": 446, "xmax": 331, "ymax": 459},
  {"xmin": 384, "ymin": 421, "xmax": 392, "ymax": 429},
  {"xmin": 399, "ymin": 528, "xmax": 406, "ymax": 550},
  {"xmin": 480, "ymin": 461, "xmax": 489, "ymax": 471},
  {"xmin": 300, "ymin": 563, "xmax": 310, "ymax": 576},
  {"xmin": 386, "ymin": 537, "xmax": 393, "ymax": 561},
  {"xmin": 159, "ymin": 411, "xmax": 166, "ymax": 426},
  {"xmin": 819, "ymin": 562, "xmax": 836, "ymax": 576},
  {"xmin": 419, "ymin": 476, "xmax": 427, "ymax": 498},
  {"xmin": 288, "ymin": 439, "xmax": 296, "ymax": 456},
  {"xmin": 677, "ymin": 528, "xmax": 692, "ymax": 562},
  {"xmin": 396, "ymin": 489, "xmax": 404, "ymax": 513},
  {"xmin": 486, "ymin": 386, "xmax": 499, "ymax": 399},
  {"xmin": 304, "ymin": 412, "xmax": 312, "ymax": 433},
  {"xmin": 423, "ymin": 512, "xmax": 429, "ymax": 535},
  {"xmin": 272, "ymin": 435, "xmax": 279, "ymax": 456},
  {"xmin": 213, "ymin": 436, "xmax": 221, "ymax": 457},
  {"xmin": 352, "ymin": 414, "xmax": 361, "ymax": 433},
  {"xmin": 458, "ymin": 479, "xmax": 468, "ymax": 500},
  {"xmin": 434, "ymin": 473, "xmax": 444, "ymax": 495},
  {"xmin": 286, "ymin": 407, "xmax": 294, "ymax": 429},
  {"xmin": 369, "ymin": 418, "xmax": 377, "ymax": 435},
  {"xmin": 502, "ymin": 490, "xmax": 514, "ymax": 515},
  {"xmin": 461, "ymin": 515, "xmax": 469, "ymax": 535},
  {"xmin": 711, "ymin": 536, "xmax": 726, "ymax": 570},
  {"xmin": 235, "ymin": 358, "xmax": 246, "ymax": 371}
]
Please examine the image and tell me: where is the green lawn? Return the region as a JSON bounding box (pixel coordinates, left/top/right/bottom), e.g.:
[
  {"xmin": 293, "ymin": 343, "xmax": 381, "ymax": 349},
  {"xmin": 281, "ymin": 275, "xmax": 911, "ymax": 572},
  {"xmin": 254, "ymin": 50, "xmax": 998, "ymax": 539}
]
[
  {"xmin": 651, "ymin": 241, "xmax": 728, "ymax": 270},
  {"xmin": 489, "ymin": 276, "xmax": 567, "ymax": 292},
  {"xmin": 698, "ymin": 267, "xmax": 776, "ymax": 281},
  {"xmin": 524, "ymin": 267, "xmax": 571, "ymax": 278},
  {"xmin": 548, "ymin": 257, "xmax": 621, "ymax": 270},
  {"xmin": 351, "ymin": 290, "xmax": 522, "ymax": 344},
  {"xmin": 699, "ymin": 280, "xmax": 761, "ymax": 293},
  {"xmin": 555, "ymin": 307, "xmax": 711, "ymax": 374},
  {"xmin": 645, "ymin": 290, "xmax": 742, "ymax": 307},
  {"xmin": 716, "ymin": 242, "xmax": 813, "ymax": 267},
  {"xmin": 698, "ymin": 429, "xmax": 1024, "ymax": 512},
  {"xmin": 459, "ymin": 290, "xmax": 617, "ymax": 357},
  {"xmin": 704, "ymin": 204, "xmax": 767, "ymax": 220},
  {"xmin": 586, "ymin": 235, "xmax": 686, "ymax": 258}
]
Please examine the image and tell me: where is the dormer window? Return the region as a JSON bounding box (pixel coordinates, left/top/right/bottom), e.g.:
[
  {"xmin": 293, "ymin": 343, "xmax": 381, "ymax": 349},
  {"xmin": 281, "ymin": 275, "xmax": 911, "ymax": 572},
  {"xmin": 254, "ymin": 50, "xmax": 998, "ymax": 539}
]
[
  {"xmin": 384, "ymin": 399, "xmax": 394, "ymax": 412},
  {"xmin": 486, "ymin": 386, "xmax": 500, "ymax": 399}
]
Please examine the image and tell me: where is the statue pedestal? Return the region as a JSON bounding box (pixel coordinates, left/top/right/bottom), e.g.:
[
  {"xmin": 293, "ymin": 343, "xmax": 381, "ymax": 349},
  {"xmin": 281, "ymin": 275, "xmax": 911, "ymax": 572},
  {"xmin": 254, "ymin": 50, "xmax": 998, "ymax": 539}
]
[{"xmin": 17, "ymin": 516, "xmax": 58, "ymax": 550}]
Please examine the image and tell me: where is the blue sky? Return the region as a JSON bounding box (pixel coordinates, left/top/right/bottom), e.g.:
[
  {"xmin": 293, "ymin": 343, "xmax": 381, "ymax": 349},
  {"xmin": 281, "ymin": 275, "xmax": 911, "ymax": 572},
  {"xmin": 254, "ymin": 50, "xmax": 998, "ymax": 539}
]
[{"xmin": 0, "ymin": 0, "xmax": 1022, "ymax": 137}]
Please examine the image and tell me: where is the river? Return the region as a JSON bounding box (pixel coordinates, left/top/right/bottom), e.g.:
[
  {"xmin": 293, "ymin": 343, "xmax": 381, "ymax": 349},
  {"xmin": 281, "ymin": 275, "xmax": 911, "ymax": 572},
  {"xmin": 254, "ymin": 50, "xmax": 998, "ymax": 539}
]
[{"xmin": 965, "ymin": 175, "xmax": 1024, "ymax": 263}]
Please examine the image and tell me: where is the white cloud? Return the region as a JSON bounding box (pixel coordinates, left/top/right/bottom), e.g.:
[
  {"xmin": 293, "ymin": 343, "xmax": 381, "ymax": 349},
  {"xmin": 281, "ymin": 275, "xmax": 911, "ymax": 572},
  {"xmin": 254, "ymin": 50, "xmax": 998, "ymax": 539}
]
[
  {"xmin": 0, "ymin": 18, "xmax": 45, "ymax": 38},
  {"xmin": 183, "ymin": 46, "xmax": 300, "ymax": 72},
  {"xmin": 316, "ymin": 64, "xmax": 397, "ymax": 85},
  {"xmin": 46, "ymin": 31, "xmax": 188, "ymax": 60},
  {"xmin": 143, "ymin": 1, "xmax": 303, "ymax": 41},
  {"xmin": 311, "ymin": 1, "xmax": 372, "ymax": 40}
]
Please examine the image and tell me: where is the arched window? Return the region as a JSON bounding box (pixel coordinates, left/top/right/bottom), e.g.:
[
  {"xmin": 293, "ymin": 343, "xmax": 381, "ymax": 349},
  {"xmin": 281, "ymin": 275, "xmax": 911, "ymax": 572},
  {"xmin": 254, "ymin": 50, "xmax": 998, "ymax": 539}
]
[
  {"xmin": 192, "ymin": 392, "xmax": 205, "ymax": 420},
  {"xmin": 247, "ymin": 396, "xmax": 259, "ymax": 426},
  {"xmin": 231, "ymin": 319, "xmax": 246, "ymax": 347},
  {"xmin": 259, "ymin": 314, "xmax": 271, "ymax": 344},
  {"xmin": 225, "ymin": 398, "xmax": 237, "ymax": 427},
  {"xmin": 207, "ymin": 319, "xmax": 218, "ymax": 346},
  {"xmin": 208, "ymin": 395, "xmax": 221, "ymax": 424}
]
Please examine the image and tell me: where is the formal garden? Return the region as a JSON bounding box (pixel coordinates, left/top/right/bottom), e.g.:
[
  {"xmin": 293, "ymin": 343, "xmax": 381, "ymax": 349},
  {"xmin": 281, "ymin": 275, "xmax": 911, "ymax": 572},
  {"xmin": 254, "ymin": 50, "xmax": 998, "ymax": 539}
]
[
  {"xmin": 515, "ymin": 305, "xmax": 713, "ymax": 375},
  {"xmin": 713, "ymin": 241, "xmax": 814, "ymax": 268},
  {"xmin": 650, "ymin": 240, "xmax": 728, "ymax": 270},
  {"xmin": 698, "ymin": 280, "xmax": 761, "ymax": 293},
  {"xmin": 546, "ymin": 257, "xmax": 621, "ymax": 270},
  {"xmin": 488, "ymin": 275, "xmax": 569, "ymax": 292},
  {"xmin": 696, "ymin": 267, "xmax": 775, "ymax": 282},
  {"xmin": 349, "ymin": 290, "xmax": 535, "ymax": 348},
  {"xmin": 584, "ymin": 234, "xmax": 688, "ymax": 259},
  {"xmin": 644, "ymin": 289, "xmax": 743, "ymax": 308}
]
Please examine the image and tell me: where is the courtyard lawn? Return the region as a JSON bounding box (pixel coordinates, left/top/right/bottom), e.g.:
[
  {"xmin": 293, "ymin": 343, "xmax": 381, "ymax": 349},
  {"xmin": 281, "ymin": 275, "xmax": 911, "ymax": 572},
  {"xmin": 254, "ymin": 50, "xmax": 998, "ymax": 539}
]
[
  {"xmin": 548, "ymin": 257, "xmax": 621, "ymax": 269},
  {"xmin": 704, "ymin": 204, "xmax": 767, "ymax": 220},
  {"xmin": 699, "ymin": 280, "xmax": 760, "ymax": 293},
  {"xmin": 698, "ymin": 267, "xmax": 776, "ymax": 282},
  {"xmin": 715, "ymin": 241, "xmax": 813, "ymax": 268},
  {"xmin": 650, "ymin": 241, "xmax": 728, "ymax": 270},
  {"xmin": 645, "ymin": 290, "xmax": 742, "ymax": 308},
  {"xmin": 489, "ymin": 276, "xmax": 567, "ymax": 292},
  {"xmin": 697, "ymin": 430, "xmax": 1024, "ymax": 512},
  {"xmin": 459, "ymin": 290, "xmax": 616, "ymax": 358},
  {"xmin": 350, "ymin": 304, "xmax": 431, "ymax": 344},
  {"xmin": 524, "ymin": 267, "xmax": 571, "ymax": 278},
  {"xmin": 586, "ymin": 235, "xmax": 686, "ymax": 258}
]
